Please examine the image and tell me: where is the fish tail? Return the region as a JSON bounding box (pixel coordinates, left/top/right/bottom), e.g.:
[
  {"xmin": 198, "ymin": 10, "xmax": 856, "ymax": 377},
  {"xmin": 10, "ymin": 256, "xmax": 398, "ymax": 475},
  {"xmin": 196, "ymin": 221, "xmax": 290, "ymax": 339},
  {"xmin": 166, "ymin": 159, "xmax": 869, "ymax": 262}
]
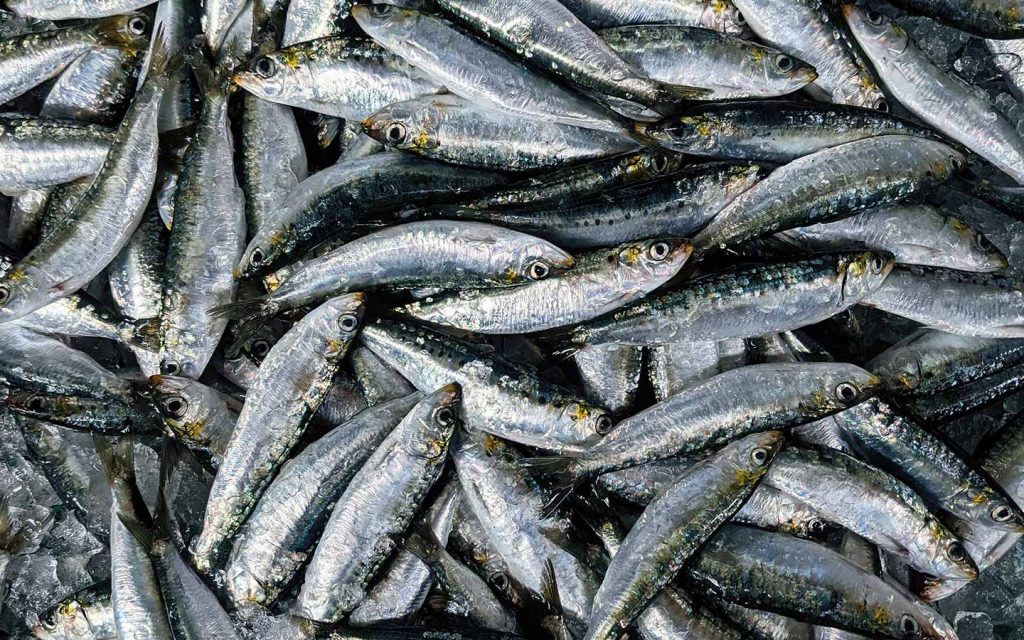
[
  {"xmin": 117, "ymin": 511, "xmax": 156, "ymax": 551},
  {"xmin": 93, "ymin": 435, "xmax": 136, "ymax": 488},
  {"xmin": 128, "ymin": 317, "xmax": 161, "ymax": 353},
  {"xmin": 0, "ymin": 495, "xmax": 28, "ymax": 555},
  {"xmin": 187, "ymin": 41, "xmax": 233, "ymax": 96},
  {"xmin": 402, "ymin": 521, "xmax": 441, "ymax": 565},
  {"xmin": 139, "ymin": 23, "xmax": 184, "ymax": 88},
  {"xmin": 208, "ymin": 297, "xmax": 273, "ymax": 322},
  {"xmin": 539, "ymin": 558, "xmax": 562, "ymax": 612}
]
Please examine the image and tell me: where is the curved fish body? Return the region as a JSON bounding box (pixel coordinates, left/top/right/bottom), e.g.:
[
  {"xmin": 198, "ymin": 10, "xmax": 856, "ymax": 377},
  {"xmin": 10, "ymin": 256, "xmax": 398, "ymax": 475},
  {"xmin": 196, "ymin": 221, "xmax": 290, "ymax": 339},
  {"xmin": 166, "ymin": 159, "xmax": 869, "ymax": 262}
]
[
  {"xmin": 575, "ymin": 344, "xmax": 643, "ymax": 417},
  {"xmin": 647, "ymin": 339, "xmax": 748, "ymax": 401},
  {"xmin": 282, "ymin": 0, "xmax": 352, "ymax": 46},
  {"xmin": 465, "ymin": 150, "xmax": 686, "ymax": 210},
  {"xmin": 777, "ymin": 205, "xmax": 1007, "ymax": 272},
  {"xmin": 351, "ymin": 347, "xmax": 415, "ymax": 407},
  {"xmin": 586, "ymin": 431, "xmax": 782, "ymax": 640},
  {"xmin": 241, "ymin": 94, "xmax": 307, "ymax": 234},
  {"xmin": 427, "ymin": 163, "xmax": 767, "ymax": 249},
  {"xmin": 348, "ymin": 479, "xmax": 461, "ymax": 626},
  {"xmin": 108, "ymin": 210, "xmax": 167, "ymax": 377},
  {"xmin": 433, "ymin": 0, "xmax": 705, "ymax": 108},
  {"xmin": 225, "ymin": 221, "xmax": 576, "ymax": 322},
  {"xmin": 158, "ymin": 71, "xmax": 246, "ymax": 380},
  {"xmin": 5, "ymin": 0, "xmax": 156, "ymax": 19},
  {"xmin": 190, "ymin": 294, "xmax": 365, "ymax": 574},
  {"xmin": 685, "ymin": 525, "xmax": 958, "ymax": 639},
  {"xmin": 890, "ymin": 0, "xmax": 1024, "ymax": 37},
  {"xmin": 692, "ymin": 135, "xmax": 964, "ymax": 252},
  {"xmin": 233, "ymin": 36, "xmax": 442, "ymax": 119},
  {"xmin": 364, "ymin": 94, "xmax": 638, "ymax": 171},
  {"xmin": 559, "ymin": 0, "xmax": 749, "ymax": 36},
  {"xmin": 400, "ymin": 238, "xmax": 693, "ymax": 334},
  {"xmin": 846, "ymin": 6, "xmax": 1024, "ymax": 186},
  {"xmin": 602, "ymin": 26, "xmax": 816, "ymax": 100},
  {"xmin": 238, "ymin": 153, "xmax": 508, "ymax": 279},
  {"xmin": 868, "ymin": 329, "xmax": 1024, "ymax": 396},
  {"xmin": 861, "ymin": 265, "xmax": 1024, "ymax": 338},
  {"xmin": 831, "ymin": 397, "xmax": 1024, "ymax": 531},
  {"xmin": 452, "ymin": 429, "xmax": 599, "ymax": 636},
  {"xmin": 903, "ymin": 360, "xmax": 1024, "ymax": 424},
  {"xmin": 570, "ymin": 252, "xmax": 893, "ymax": 347},
  {"xmin": 0, "ymin": 36, "xmax": 172, "ymax": 323},
  {"xmin": 41, "ymin": 45, "xmax": 141, "ymax": 125},
  {"xmin": 0, "ymin": 114, "xmax": 113, "ymax": 195},
  {"xmin": 354, "ymin": 5, "xmax": 625, "ymax": 134},
  {"xmin": 154, "ymin": 0, "xmax": 197, "ymax": 134},
  {"xmin": 149, "ymin": 375, "xmax": 241, "ymax": 470},
  {"xmin": 202, "ymin": 0, "xmax": 247, "ymax": 53},
  {"xmin": 31, "ymin": 584, "xmax": 117, "ymax": 640},
  {"xmin": 295, "ymin": 385, "xmax": 460, "ymax": 623},
  {"xmin": 730, "ymin": 0, "xmax": 884, "ymax": 107},
  {"xmin": 0, "ymin": 15, "xmax": 147, "ymax": 106},
  {"xmin": 542, "ymin": 362, "xmax": 878, "ymax": 479},
  {"xmin": 644, "ymin": 101, "xmax": 931, "ymax": 163},
  {"xmin": 226, "ymin": 394, "xmax": 419, "ymax": 609},
  {"xmin": 360, "ymin": 317, "xmax": 613, "ymax": 452},
  {"xmin": 765, "ymin": 446, "xmax": 979, "ymax": 589}
]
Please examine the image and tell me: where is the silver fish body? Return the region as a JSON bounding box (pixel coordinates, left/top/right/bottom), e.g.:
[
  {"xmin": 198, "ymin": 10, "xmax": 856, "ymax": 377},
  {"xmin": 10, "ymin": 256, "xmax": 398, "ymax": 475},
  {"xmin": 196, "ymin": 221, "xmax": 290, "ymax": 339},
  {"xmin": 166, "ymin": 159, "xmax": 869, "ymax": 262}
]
[
  {"xmin": 241, "ymin": 94, "xmax": 307, "ymax": 234},
  {"xmin": 41, "ymin": 45, "xmax": 141, "ymax": 125},
  {"xmin": 5, "ymin": 0, "xmax": 156, "ymax": 19},
  {"xmin": 575, "ymin": 344, "xmax": 643, "ymax": 416},
  {"xmin": 282, "ymin": 0, "xmax": 352, "ymax": 46},
  {"xmin": 560, "ymin": 0, "xmax": 749, "ymax": 36},
  {"xmin": 0, "ymin": 114, "xmax": 114, "ymax": 194},
  {"xmin": 647, "ymin": 339, "xmax": 748, "ymax": 401}
]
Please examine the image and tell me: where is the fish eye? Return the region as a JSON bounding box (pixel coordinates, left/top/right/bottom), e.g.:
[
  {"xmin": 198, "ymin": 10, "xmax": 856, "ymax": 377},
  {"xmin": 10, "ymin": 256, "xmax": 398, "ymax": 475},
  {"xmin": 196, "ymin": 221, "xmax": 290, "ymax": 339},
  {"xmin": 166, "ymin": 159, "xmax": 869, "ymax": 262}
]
[
  {"xmin": 774, "ymin": 54, "xmax": 794, "ymax": 72},
  {"xmin": 128, "ymin": 16, "xmax": 147, "ymax": 35},
  {"xmin": 750, "ymin": 447, "xmax": 770, "ymax": 465},
  {"xmin": 434, "ymin": 406, "xmax": 456, "ymax": 426},
  {"xmin": 40, "ymin": 608, "xmax": 59, "ymax": 629},
  {"xmin": 528, "ymin": 260, "xmax": 551, "ymax": 281},
  {"xmin": 948, "ymin": 155, "xmax": 963, "ymax": 171},
  {"xmin": 249, "ymin": 248, "xmax": 265, "ymax": 267},
  {"xmin": 595, "ymin": 414, "xmax": 613, "ymax": 435},
  {"xmin": 992, "ymin": 504, "xmax": 1014, "ymax": 522},
  {"xmin": 160, "ymin": 395, "xmax": 188, "ymax": 419},
  {"xmin": 874, "ymin": 97, "xmax": 890, "ymax": 112},
  {"xmin": 869, "ymin": 255, "xmax": 886, "ymax": 274},
  {"xmin": 866, "ymin": 9, "xmax": 885, "ymax": 25},
  {"xmin": 835, "ymin": 382, "xmax": 859, "ymax": 403},
  {"xmin": 161, "ymin": 361, "xmax": 181, "ymax": 376},
  {"xmin": 900, "ymin": 613, "xmax": 920, "ymax": 635},
  {"xmin": 385, "ymin": 122, "xmax": 408, "ymax": 145},
  {"xmin": 648, "ymin": 241, "xmax": 671, "ymax": 261},
  {"xmin": 975, "ymin": 233, "xmax": 993, "ymax": 252},
  {"xmin": 809, "ymin": 518, "xmax": 827, "ymax": 534},
  {"xmin": 946, "ymin": 541, "xmax": 967, "ymax": 562},
  {"xmin": 254, "ymin": 56, "xmax": 276, "ymax": 79},
  {"xmin": 734, "ymin": 9, "xmax": 747, "ymax": 25},
  {"xmin": 26, "ymin": 395, "xmax": 48, "ymax": 413},
  {"xmin": 338, "ymin": 313, "xmax": 359, "ymax": 333},
  {"xmin": 650, "ymin": 154, "xmax": 670, "ymax": 174},
  {"xmin": 251, "ymin": 339, "xmax": 270, "ymax": 357},
  {"xmin": 0, "ymin": 285, "xmax": 11, "ymax": 305},
  {"xmin": 489, "ymin": 572, "xmax": 509, "ymax": 590},
  {"xmin": 372, "ymin": 2, "xmax": 392, "ymax": 15}
]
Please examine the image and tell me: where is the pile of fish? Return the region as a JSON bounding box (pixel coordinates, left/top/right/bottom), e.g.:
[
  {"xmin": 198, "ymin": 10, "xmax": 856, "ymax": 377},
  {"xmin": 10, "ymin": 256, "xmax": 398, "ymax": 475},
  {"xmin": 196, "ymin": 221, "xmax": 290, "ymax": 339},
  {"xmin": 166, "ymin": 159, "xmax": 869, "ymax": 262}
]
[{"xmin": 3, "ymin": 0, "xmax": 1024, "ymax": 637}]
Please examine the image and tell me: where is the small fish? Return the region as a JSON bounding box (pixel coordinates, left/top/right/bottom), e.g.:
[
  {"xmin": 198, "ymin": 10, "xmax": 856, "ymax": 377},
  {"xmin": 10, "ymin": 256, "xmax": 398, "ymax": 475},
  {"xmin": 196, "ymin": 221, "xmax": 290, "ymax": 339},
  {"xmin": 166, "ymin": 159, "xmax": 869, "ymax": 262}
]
[
  {"xmin": 0, "ymin": 114, "xmax": 114, "ymax": 194},
  {"xmin": 31, "ymin": 582, "xmax": 117, "ymax": 640},
  {"xmin": 560, "ymin": 0, "xmax": 750, "ymax": 36}
]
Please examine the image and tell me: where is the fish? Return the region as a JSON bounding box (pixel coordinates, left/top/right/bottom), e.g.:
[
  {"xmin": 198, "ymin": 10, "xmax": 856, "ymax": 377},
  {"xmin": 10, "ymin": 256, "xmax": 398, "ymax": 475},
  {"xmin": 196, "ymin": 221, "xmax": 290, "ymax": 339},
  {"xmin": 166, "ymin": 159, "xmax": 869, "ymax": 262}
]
[
  {"xmin": 398, "ymin": 238, "xmax": 693, "ymax": 334},
  {"xmin": 350, "ymin": 347, "xmax": 415, "ymax": 407},
  {"xmin": 148, "ymin": 375, "xmax": 241, "ymax": 471},
  {"xmin": 986, "ymin": 38, "xmax": 1024, "ymax": 98},
  {"xmin": 647, "ymin": 339, "xmax": 748, "ymax": 401},
  {"xmin": 190, "ymin": 293, "xmax": 364, "ymax": 573},
  {"xmin": 574, "ymin": 345, "xmax": 643, "ymax": 417},
  {"xmin": 31, "ymin": 582, "xmax": 117, "ymax": 640},
  {"xmin": 294, "ymin": 384, "xmax": 461, "ymax": 623},
  {"xmin": 845, "ymin": 6, "xmax": 1024, "ymax": 186},
  {"xmin": 0, "ymin": 114, "xmax": 114, "ymax": 195},
  {"xmin": 202, "ymin": 0, "xmax": 248, "ymax": 54},
  {"xmin": 240, "ymin": 93, "xmax": 308, "ymax": 234},
  {"xmin": 4, "ymin": 0, "xmax": 157, "ymax": 20},
  {"xmin": 559, "ymin": 0, "xmax": 750, "ymax": 36},
  {"xmin": 40, "ymin": 41, "xmax": 142, "ymax": 125},
  {"xmin": 891, "ymin": 0, "xmax": 1024, "ymax": 37},
  {"xmin": 282, "ymin": 0, "xmax": 353, "ymax": 46}
]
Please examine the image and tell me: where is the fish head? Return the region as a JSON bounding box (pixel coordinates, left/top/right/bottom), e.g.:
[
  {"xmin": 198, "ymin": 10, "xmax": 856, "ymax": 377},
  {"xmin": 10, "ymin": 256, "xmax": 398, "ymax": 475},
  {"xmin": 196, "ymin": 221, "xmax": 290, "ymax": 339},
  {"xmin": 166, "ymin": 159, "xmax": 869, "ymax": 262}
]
[
  {"xmin": 753, "ymin": 48, "xmax": 817, "ymax": 93},
  {"xmin": 0, "ymin": 263, "xmax": 48, "ymax": 323},
  {"xmin": 843, "ymin": 5, "xmax": 909, "ymax": 56},
  {"xmin": 402, "ymin": 382, "xmax": 462, "ymax": 459},
  {"xmin": 149, "ymin": 375, "xmax": 237, "ymax": 444},
  {"xmin": 233, "ymin": 48, "xmax": 313, "ymax": 104},
  {"xmin": 839, "ymin": 250, "xmax": 895, "ymax": 301},
  {"xmin": 306, "ymin": 292, "xmax": 366, "ymax": 352},
  {"xmin": 701, "ymin": 0, "xmax": 752, "ymax": 38},
  {"xmin": 640, "ymin": 111, "xmax": 721, "ymax": 155},
  {"xmin": 807, "ymin": 363, "xmax": 884, "ymax": 413},
  {"xmin": 31, "ymin": 585, "xmax": 108, "ymax": 640},
  {"xmin": 607, "ymin": 237, "xmax": 693, "ymax": 283},
  {"xmin": 352, "ymin": 3, "xmax": 422, "ymax": 42},
  {"xmin": 487, "ymin": 230, "xmax": 576, "ymax": 285},
  {"xmin": 237, "ymin": 226, "xmax": 295, "ymax": 280},
  {"xmin": 362, "ymin": 97, "xmax": 443, "ymax": 152},
  {"xmin": 726, "ymin": 430, "xmax": 785, "ymax": 483},
  {"xmin": 559, "ymin": 400, "xmax": 614, "ymax": 445},
  {"xmin": 867, "ymin": 341, "xmax": 924, "ymax": 393},
  {"xmin": 941, "ymin": 216, "xmax": 1009, "ymax": 272}
]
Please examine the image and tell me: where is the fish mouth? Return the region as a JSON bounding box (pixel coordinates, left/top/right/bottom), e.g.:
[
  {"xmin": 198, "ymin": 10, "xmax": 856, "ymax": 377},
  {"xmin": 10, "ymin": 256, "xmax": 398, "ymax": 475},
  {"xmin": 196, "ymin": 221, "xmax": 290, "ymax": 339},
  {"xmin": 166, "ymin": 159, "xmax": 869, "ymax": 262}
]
[{"xmin": 797, "ymin": 67, "xmax": 818, "ymax": 84}]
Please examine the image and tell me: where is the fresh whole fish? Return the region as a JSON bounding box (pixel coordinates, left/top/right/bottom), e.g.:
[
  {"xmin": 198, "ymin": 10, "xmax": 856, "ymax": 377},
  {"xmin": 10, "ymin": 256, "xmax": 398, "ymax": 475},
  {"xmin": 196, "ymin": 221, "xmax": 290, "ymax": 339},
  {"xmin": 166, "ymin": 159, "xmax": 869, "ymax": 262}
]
[
  {"xmin": 558, "ymin": 0, "xmax": 750, "ymax": 36},
  {"xmin": 148, "ymin": 375, "xmax": 241, "ymax": 471},
  {"xmin": 0, "ymin": 115, "xmax": 114, "ymax": 194},
  {"xmin": 4, "ymin": 0, "xmax": 157, "ymax": 20}
]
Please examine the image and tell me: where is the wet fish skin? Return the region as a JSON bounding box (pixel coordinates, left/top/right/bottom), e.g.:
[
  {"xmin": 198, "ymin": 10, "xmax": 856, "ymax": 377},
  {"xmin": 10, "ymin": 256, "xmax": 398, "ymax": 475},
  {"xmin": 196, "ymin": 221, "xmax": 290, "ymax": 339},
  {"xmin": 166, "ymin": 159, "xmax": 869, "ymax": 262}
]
[
  {"xmin": 421, "ymin": 163, "xmax": 767, "ymax": 249},
  {"xmin": 351, "ymin": 347, "xmax": 415, "ymax": 407},
  {"xmin": 158, "ymin": 61, "xmax": 247, "ymax": 380},
  {"xmin": 148, "ymin": 375, "xmax": 241, "ymax": 471},
  {"xmin": 0, "ymin": 114, "xmax": 114, "ymax": 194},
  {"xmin": 986, "ymin": 38, "xmax": 1024, "ymax": 99},
  {"xmin": 233, "ymin": 36, "xmax": 443, "ymax": 120},
  {"xmin": 731, "ymin": 0, "xmax": 884, "ymax": 107},
  {"xmin": 202, "ymin": 0, "xmax": 248, "ymax": 53},
  {"xmin": 777, "ymin": 205, "xmax": 1007, "ymax": 273},
  {"xmin": 360, "ymin": 317, "xmax": 613, "ymax": 452},
  {"xmin": 570, "ymin": 252, "xmax": 893, "ymax": 347},
  {"xmin": 845, "ymin": 6, "xmax": 1024, "ymax": 186},
  {"xmin": 904, "ymin": 359, "xmax": 1024, "ymax": 424},
  {"xmin": 530, "ymin": 362, "xmax": 878, "ymax": 481},
  {"xmin": 237, "ymin": 153, "xmax": 509, "ymax": 279},
  {"xmin": 190, "ymin": 294, "xmax": 365, "ymax": 574},
  {"xmin": 766, "ymin": 445, "xmax": 978, "ymax": 591},
  {"xmin": 586, "ymin": 431, "xmax": 783, "ymax": 640},
  {"xmin": 282, "ymin": 0, "xmax": 353, "ymax": 46},
  {"xmin": 643, "ymin": 101, "xmax": 932, "ymax": 163},
  {"xmin": 363, "ymin": 94, "xmax": 639, "ymax": 171},
  {"xmin": 831, "ymin": 397, "xmax": 1024, "ymax": 532},
  {"xmin": 685, "ymin": 524, "xmax": 958, "ymax": 639},
  {"xmin": 354, "ymin": 4, "xmax": 626, "ymax": 134},
  {"xmin": 294, "ymin": 384, "xmax": 461, "ymax": 623},
  {"xmin": 647, "ymin": 339, "xmax": 748, "ymax": 401},
  {"xmin": 31, "ymin": 582, "xmax": 117, "ymax": 640},
  {"xmin": 560, "ymin": 0, "xmax": 750, "ymax": 36},
  {"xmin": 602, "ymin": 26, "xmax": 816, "ymax": 101},
  {"xmin": 221, "ymin": 220, "xmax": 576, "ymax": 325},
  {"xmin": 893, "ymin": 0, "xmax": 1024, "ymax": 37},
  {"xmin": 692, "ymin": 135, "xmax": 964, "ymax": 252},
  {"xmin": 240, "ymin": 93, "xmax": 308, "ymax": 234},
  {"xmin": 0, "ymin": 34, "xmax": 174, "ymax": 324},
  {"xmin": 41, "ymin": 44, "xmax": 142, "ymax": 126},
  {"xmin": 5, "ymin": 0, "xmax": 156, "ymax": 20},
  {"xmin": 399, "ymin": 238, "xmax": 693, "ymax": 334},
  {"xmin": 575, "ymin": 344, "xmax": 643, "ymax": 417},
  {"xmin": 860, "ymin": 265, "xmax": 1024, "ymax": 339}
]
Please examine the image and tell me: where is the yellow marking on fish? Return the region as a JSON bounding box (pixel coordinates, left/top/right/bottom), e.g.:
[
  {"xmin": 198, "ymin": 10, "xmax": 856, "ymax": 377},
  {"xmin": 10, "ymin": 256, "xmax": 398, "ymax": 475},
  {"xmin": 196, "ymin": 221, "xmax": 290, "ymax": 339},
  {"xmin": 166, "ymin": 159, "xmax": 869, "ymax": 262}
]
[
  {"xmin": 1008, "ymin": 6, "xmax": 1021, "ymax": 22},
  {"xmin": 734, "ymin": 467, "xmax": 764, "ymax": 487},
  {"xmin": 948, "ymin": 218, "xmax": 968, "ymax": 232},
  {"xmin": 696, "ymin": 121, "xmax": 714, "ymax": 137},
  {"xmin": 281, "ymin": 51, "xmax": 302, "ymax": 70},
  {"xmin": 622, "ymin": 246, "xmax": 642, "ymax": 264},
  {"xmin": 932, "ymin": 160, "xmax": 950, "ymax": 178},
  {"xmin": 751, "ymin": 48, "xmax": 765, "ymax": 63},
  {"xmin": 711, "ymin": 0, "xmax": 728, "ymax": 14},
  {"xmin": 569, "ymin": 403, "xmax": 591, "ymax": 421},
  {"xmin": 501, "ymin": 267, "xmax": 521, "ymax": 284},
  {"xmin": 6, "ymin": 266, "xmax": 26, "ymax": 283},
  {"xmin": 413, "ymin": 129, "xmax": 433, "ymax": 149},
  {"xmin": 897, "ymin": 372, "xmax": 917, "ymax": 390},
  {"xmin": 870, "ymin": 605, "xmax": 891, "ymax": 630}
]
